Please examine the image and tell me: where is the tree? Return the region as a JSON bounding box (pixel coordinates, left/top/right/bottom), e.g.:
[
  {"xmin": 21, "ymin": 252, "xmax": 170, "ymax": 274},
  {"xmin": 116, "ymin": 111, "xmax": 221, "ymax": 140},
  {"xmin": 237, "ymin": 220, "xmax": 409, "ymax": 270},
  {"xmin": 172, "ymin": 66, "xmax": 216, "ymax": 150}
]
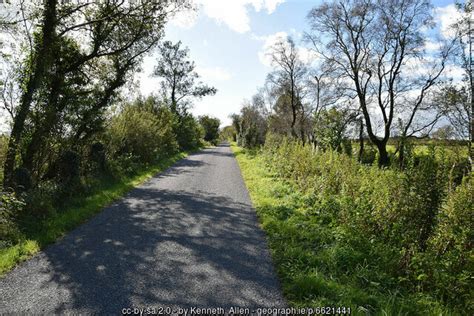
[
  {"xmin": 436, "ymin": 85, "xmax": 470, "ymax": 141},
  {"xmin": 220, "ymin": 125, "xmax": 237, "ymax": 142},
  {"xmin": 266, "ymin": 36, "xmax": 308, "ymax": 140},
  {"xmin": 432, "ymin": 125, "xmax": 455, "ymax": 141},
  {"xmin": 153, "ymin": 41, "xmax": 216, "ymax": 114},
  {"xmin": 199, "ymin": 115, "xmax": 220, "ymax": 145},
  {"xmin": 306, "ymin": 0, "xmax": 453, "ymax": 166},
  {"xmin": 314, "ymin": 107, "xmax": 356, "ymax": 152},
  {"xmin": 3, "ymin": 0, "xmax": 58, "ymax": 187},
  {"xmin": 233, "ymin": 95, "xmax": 268, "ymax": 148},
  {"xmin": 438, "ymin": 1, "xmax": 473, "ymax": 167},
  {"xmin": 2, "ymin": 0, "xmax": 187, "ymax": 187}
]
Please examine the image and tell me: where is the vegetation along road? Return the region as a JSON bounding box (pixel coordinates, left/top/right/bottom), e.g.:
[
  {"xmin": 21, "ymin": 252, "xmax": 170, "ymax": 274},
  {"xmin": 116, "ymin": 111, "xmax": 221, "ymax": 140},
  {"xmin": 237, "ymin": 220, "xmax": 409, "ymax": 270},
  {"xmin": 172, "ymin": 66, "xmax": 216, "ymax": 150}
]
[{"xmin": 0, "ymin": 144, "xmax": 285, "ymax": 314}]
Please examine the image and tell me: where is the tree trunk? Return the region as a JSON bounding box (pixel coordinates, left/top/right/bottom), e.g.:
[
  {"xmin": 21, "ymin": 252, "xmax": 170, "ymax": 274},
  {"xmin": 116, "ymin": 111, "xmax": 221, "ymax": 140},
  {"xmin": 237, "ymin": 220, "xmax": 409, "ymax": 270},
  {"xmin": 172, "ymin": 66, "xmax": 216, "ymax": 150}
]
[
  {"xmin": 376, "ymin": 142, "xmax": 390, "ymax": 167},
  {"xmin": 398, "ymin": 138, "xmax": 406, "ymax": 169},
  {"xmin": 358, "ymin": 118, "xmax": 364, "ymax": 162},
  {"xmin": 468, "ymin": 7, "xmax": 473, "ymax": 172},
  {"xmin": 3, "ymin": 0, "xmax": 58, "ymax": 188}
]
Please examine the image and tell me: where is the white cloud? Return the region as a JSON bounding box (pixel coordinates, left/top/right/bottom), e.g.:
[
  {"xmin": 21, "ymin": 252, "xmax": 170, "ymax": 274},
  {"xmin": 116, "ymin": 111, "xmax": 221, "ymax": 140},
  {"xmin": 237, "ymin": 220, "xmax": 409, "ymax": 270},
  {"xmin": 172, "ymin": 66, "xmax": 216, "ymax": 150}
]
[
  {"xmin": 170, "ymin": 0, "xmax": 285, "ymax": 33},
  {"xmin": 444, "ymin": 64, "xmax": 465, "ymax": 81},
  {"xmin": 434, "ymin": 4, "xmax": 463, "ymax": 38},
  {"xmin": 169, "ymin": 8, "xmax": 199, "ymax": 29},
  {"xmin": 424, "ymin": 40, "xmax": 441, "ymax": 51},
  {"xmin": 196, "ymin": 66, "xmax": 232, "ymax": 81},
  {"xmin": 257, "ymin": 31, "xmax": 317, "ymax": 67},
  {"xmin": 298, "ymin": 46, "xmax": 318, "ymax": 64},
  {"xmin": 257, "ymin": 31, "xmax": 288, "ymax": 66}
]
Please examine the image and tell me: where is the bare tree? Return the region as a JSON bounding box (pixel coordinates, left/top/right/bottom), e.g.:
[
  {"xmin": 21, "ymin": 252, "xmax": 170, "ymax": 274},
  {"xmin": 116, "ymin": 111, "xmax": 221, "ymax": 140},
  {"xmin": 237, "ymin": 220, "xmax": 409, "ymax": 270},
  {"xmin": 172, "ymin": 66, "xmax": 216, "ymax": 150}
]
[
  {"xmin": 266, "ymin": 36, "xmax": 308, "ymax": 139},
  {"xmin": 306, "ymin": 0, "xmax": 453, "ymax": 166},
  {"xmin": 437, "ymin": 1, "xmax": 473, "ymax": 168}
]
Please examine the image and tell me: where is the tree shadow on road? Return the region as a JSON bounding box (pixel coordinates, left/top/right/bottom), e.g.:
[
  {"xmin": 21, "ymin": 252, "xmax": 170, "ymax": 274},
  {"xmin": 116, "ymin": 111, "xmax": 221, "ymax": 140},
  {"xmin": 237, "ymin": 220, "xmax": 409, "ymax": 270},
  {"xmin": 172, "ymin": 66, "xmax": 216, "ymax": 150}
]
[{"xmin": 1, "ymin": 187, "xmax": 284, "ymax": 313}]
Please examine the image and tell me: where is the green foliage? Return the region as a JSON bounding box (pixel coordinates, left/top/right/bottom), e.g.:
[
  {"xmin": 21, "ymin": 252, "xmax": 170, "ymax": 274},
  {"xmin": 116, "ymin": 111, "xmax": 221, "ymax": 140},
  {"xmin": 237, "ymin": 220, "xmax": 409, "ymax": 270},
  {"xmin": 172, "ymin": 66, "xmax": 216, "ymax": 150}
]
[
  {"xmin": 428, "ymin": 178, "xmax": 473, "ymax": 309},
  {"xmin": 234, "ymin": 103, "xmax": 267, "ymax": 148},
  {"xmin": 0, "ymin": 192, "xmax": 24, "ymax": 249},
  {"xmin": 106, "ymin": 102, "xmax": 178, "ymax": 164},
  {"xmin": 314, "ymin": 108, "xmax": 352, "ymax": 152},
  {"xmin": 220, "ymin": 125, "xmax": 237, "ymax": 142},
  {"xmin": 235, "ymin": 137, "xmax": 472, "ymax": 314},
  {"xmin": 0, "ymin": 151, "xmax": 188, "ymax": 276},
  {"xmin": 199, "ymin": 115, "xmax": 220, "ymax": 145},
  {"xmin": 23, "ymin": 181, "xmax": 57, "ymax": 218},
  {"xmin": 174, "ymin": 113, "xmax": 204, "ymax": 150},
  {"xmin": 0, "ymin": 135, "xmax": 7, "ymax": 179}
]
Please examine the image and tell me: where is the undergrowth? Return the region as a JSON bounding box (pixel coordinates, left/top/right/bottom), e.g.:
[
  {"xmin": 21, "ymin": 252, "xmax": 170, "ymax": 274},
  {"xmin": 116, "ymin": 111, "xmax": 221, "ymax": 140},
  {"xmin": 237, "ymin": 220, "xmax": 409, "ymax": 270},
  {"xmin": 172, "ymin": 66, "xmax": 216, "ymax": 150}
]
[{"xmin": 232, "ymin": 139, "xmax": 472, "ymax": 315}]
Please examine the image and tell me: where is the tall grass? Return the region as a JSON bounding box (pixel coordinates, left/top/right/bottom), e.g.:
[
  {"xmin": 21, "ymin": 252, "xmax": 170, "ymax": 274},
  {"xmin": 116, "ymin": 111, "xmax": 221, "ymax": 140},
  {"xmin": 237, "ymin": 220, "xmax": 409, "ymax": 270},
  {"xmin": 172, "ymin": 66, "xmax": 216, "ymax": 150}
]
[{"xmin": 233, "ymin": 136, "xmax": 472, "ymax": 314}]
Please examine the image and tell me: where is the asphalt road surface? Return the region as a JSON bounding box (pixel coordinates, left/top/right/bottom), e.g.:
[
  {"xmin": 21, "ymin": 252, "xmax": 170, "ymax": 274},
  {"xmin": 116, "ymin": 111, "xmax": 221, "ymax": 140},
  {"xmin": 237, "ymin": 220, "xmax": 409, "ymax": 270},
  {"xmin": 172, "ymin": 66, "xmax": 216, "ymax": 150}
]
[{"xmin": 0, "ymin": 143, "xmax": 285, "ymax": 314}]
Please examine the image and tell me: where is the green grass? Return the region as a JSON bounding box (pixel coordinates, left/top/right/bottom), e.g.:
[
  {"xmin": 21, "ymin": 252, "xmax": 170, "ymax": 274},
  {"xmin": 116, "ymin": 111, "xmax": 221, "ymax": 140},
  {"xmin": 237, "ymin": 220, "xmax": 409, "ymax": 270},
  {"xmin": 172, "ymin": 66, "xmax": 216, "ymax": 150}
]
[
  {"xmin": 231, "ymin": 144, "xmax": 458, "ymax": 315},
  {"xmin": 0, "ymin": 151, "xmax": 188, "ymax": 277}
]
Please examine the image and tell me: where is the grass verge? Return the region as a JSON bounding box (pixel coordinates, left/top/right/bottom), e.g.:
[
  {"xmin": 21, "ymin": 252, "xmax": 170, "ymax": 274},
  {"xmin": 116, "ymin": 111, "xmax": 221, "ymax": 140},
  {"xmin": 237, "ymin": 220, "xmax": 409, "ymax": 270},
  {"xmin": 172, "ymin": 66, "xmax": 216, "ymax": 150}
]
[
  {"xmin": 231, "ymin": 144, "xmax": 457, "ymax": 316},
  {"xmin": 0, "ymin": 151, "xmax": 188, "ymax": 277}
]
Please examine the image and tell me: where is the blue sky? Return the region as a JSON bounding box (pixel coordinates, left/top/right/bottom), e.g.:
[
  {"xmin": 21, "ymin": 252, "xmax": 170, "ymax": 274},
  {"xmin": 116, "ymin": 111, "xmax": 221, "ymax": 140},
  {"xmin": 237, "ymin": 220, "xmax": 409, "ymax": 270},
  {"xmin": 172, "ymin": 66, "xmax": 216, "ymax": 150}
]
[{"xmin": 137, "ymin": 0, "xmax": 458, "ymax": 127}]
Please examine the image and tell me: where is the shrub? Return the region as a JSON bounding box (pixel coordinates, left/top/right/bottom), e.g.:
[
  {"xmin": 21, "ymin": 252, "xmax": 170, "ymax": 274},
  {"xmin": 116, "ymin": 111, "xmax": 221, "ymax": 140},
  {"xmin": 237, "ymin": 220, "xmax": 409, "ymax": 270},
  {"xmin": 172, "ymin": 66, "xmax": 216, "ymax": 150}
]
[
  {"xmin": 0, "ymin": 191, "xmax": 24, "ymax": 248},
  {"xmin": 359, "ymin": 146, "xmax": 377, "ymax": 164},
  {"xmin": 174, "ymin": 113, "xmax": 203, "ymax": 150},
  {"xmin": 13, "ymin": 167, "xmax": 32, "ymax": 193},
  {"xmin": 106, "ymin": 103, "xmax": 178, "ymax": 164},
  {"xmin": 199, "ymin": 115, "xmax": 220, "ymax": 145},
  {"xmin": 259, "ymin": 134, "xmax": 471, "ymax": 311},
  {"xmin": 24, "ymin": 181, "xmax": 57, "ymax": 218},
  {"xmin": 427, "ymin": 177, "xmax": 473, "ymax": 308},
  {"xmin": 88, "ymin": 142, "xmax": 106, "ymax": 174}
]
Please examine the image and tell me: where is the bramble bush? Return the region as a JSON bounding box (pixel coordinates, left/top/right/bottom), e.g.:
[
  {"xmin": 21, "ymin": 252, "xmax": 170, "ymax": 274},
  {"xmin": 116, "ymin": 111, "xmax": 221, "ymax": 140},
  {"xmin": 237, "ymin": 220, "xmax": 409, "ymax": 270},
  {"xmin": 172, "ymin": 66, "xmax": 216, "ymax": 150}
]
[{"xmin": 261, "ymin": 133, "xmax": 473, "ymax": 312}]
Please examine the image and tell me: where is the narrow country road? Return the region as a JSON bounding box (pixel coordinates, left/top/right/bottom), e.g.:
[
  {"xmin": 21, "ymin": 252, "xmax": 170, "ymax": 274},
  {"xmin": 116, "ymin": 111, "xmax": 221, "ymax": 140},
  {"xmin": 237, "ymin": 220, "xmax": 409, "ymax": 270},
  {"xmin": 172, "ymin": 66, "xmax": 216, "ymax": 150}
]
[{"xmin": 0, "ymin": 144, "xmax": 285, "ymax": 314}]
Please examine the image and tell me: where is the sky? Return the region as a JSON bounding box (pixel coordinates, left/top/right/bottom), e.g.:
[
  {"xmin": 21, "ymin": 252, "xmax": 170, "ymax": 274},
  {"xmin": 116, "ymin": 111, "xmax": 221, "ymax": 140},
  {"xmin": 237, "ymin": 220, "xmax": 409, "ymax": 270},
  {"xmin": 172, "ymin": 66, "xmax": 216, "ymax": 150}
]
[
  {"xmin": 136, "ymin": 0, "xmax": 459, "ymax": 127},
  {"xmin": 0, "ymin": 0, "xmax": 463, "ymax": 132}
]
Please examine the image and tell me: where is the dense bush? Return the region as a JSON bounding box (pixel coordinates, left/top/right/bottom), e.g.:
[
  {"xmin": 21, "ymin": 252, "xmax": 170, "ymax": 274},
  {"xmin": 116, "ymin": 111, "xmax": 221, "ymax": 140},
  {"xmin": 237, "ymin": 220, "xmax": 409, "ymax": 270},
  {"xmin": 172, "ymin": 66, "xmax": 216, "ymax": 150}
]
[
  {"xmin": 174, "ymin": 113, "xmax": 204, "ymax": 150},
  {"xmin": 199, "ymin": 115, "xmax": 220, "ymax": 145},
  {"xmin": 0, "ymin": 191, "xmax": 24, "ymax": 248},
  {"xmin": 427, "ymin": 178, "xmax": 473, "ymax": 309},
  {"xmin": 106, "ymin": 103, "xmax": 178, "ymax": 164},
  {"xmin": 261, "ymin": 134, "xmax": 473, "ymax": 312}
]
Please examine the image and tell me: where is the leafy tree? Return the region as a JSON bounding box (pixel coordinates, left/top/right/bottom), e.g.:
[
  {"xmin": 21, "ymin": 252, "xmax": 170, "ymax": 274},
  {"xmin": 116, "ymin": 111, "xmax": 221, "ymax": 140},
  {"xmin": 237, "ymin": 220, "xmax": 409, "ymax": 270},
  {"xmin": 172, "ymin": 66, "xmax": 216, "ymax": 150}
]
[
  {"xmin": 2, "ymin": 0, "xmax": 187, "ymax": 187},
  {"xmin": 3, "ymin": 0, "xmax": 58, "ymax": 187},
  {"xmin": 314, "ymin": 108, "xmax": 355, "ymax": 152},
  {"xmin": 233, "ymin": 97, "xmax": 268, "ymax": 148},
  {"xmin": 220, "ymin": 125, "xmax": 237, "ymax": 142},
  {"xmin": 153, "ymin": 41, "xmax": 216, "ymax": 114},
  {"xmin": 199, "ymin": 115, "xmax": 220, "ymax": 145},
  {"xmin": 432, "ymin": 125, "xmax": 455, "ymax": 141},
  {"xmin": 152, "ymin": 40, "xmax": 216, "ymax": 150},
  {"xmin": 175, "ymin": 113, "xmax": 204, "ymax": 150}
]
